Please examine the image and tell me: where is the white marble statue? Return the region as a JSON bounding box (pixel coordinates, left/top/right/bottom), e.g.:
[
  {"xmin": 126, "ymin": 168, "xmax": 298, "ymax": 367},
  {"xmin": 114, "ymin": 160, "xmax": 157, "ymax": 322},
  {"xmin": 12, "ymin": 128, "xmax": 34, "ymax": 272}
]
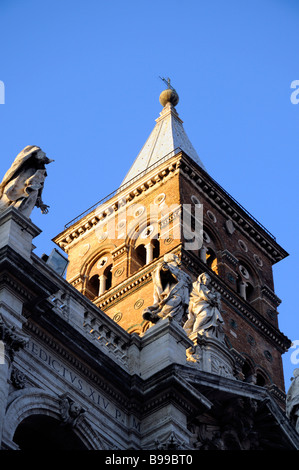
[
  {"xmin": 286, "ymin": 369, "xmax": 299, "ymax": 434},
  {"xmin": 143, "ymin": 253, "xmax": 192, "ymax": 324},
  {"xmin": 0, "ymin": 145, "xmax": 53, "ymax": 218},
  {"xmin": 183, "ymin": 272, "xmax": 224, "ymax": 340}
]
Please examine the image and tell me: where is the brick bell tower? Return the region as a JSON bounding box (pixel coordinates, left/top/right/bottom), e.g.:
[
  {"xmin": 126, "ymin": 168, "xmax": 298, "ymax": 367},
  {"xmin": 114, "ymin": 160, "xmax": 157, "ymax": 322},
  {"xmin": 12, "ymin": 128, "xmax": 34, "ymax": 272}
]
[{"xmin": 53, "ymin": 82, "xmax": 290, "ymax": 403}]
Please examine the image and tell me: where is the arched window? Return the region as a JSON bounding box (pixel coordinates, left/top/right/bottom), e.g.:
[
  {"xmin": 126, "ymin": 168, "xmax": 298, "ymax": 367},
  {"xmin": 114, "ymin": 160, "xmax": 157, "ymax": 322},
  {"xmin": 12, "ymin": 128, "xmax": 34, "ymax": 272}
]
[
  {"xmin": 13, "ymin": 415, "xmax": 88, "ymax": 450},
  {"xmin": 136, "ymin": 244, "xmax": 147, "ymax": 267},
  {"xmin": 237, "ymin": 263, "xmax": 257, "ymax": 302},
  {"xmin": 152, "ymin": 239, "xmax": 160, "ymax": 260},
  {"xmin": 206, "ymin": 247, "xmax": 218, "ymax": 275},
  {"xmin": 103, "ymin": 264, "xmax": 112, "ymax": 291},
  {"xmin": 256, "ymin": 371, "xmax": 267, "ymax": 387},
  {"xmin": 85, "ymin": 252, "xmax": 113, "ymax": 300},
  {"xmin": 135, "ymin": 240, "xmax": 160, "ymax": 268},
  {"xmin": 87, "ymin": 275, "xmax": 100, "ymax": 299},
  {"xmin": 130, "ymin": 223, "xmax": 160, "ymax": 273},
  {"xmin": 245, "ymin": 281, "xmax": 254, "ymax": 302},
  {"xmin": 242, "ymin": 359, "xmax": 256, "ymax": 383},
  {"xmin": 198, "ymin": 228, "xmax": 219, "ymax": 275}
]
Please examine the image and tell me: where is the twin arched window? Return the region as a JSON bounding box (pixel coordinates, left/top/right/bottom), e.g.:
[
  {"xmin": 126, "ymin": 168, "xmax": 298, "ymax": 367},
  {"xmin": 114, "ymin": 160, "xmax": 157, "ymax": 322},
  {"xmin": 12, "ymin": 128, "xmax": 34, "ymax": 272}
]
[
  {"xmin": 85, "ymin": 254, "xmax": 113, "ymax": 300},
  {"xmin": 88, "ymin": 263, "xmax": 113, "ymax": 299},
  {"xmin": 85, "ymin": 226, "xmax": 161, "ymax": 300},
  {"xmin": 135, "ymin": 238, "xmax": 160, "ymax": 269},
  {"xmin": 237, "ymin": 262, "xmax": 256, "ymax": 302},
  {"xmin": 242, "ymin": 359, "xmax": 268, "ymax": 387}
]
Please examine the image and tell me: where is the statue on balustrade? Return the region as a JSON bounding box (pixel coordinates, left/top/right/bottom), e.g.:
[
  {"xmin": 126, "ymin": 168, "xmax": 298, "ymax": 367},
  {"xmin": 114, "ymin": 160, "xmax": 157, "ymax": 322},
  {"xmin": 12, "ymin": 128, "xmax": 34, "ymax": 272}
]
[
  {"xmin": 143, "ymin": 253, "xmax": 192, "ymax": 325},
  {"xmin": 286, "ymin": 368, "xmax": 299, "ymax": 434},
  {"xmin": 0, "ymin": 145, "xmax": 54, "ymax": 218},
  {"xmin": 183, "ymin": 272, "xmax": 225, "ymax": 340}
]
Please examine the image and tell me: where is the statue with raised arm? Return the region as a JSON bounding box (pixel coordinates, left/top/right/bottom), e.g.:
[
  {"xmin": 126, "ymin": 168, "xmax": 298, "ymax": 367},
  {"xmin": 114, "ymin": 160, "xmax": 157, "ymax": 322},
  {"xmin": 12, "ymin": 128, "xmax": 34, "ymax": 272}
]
[
  {"xmin": 286, "ymin": 369, "xmax": 299, "ymax": 434},
  {"xmin": 0, "ymin": 145, "xmax": 54, "ymax": 218},
  {"xmin": 183, "ymin": 272, "xmax": 225, "ymax": 340},
  {"xmin": 142, "ymin": 253, "xmax": 192, "ymax": 325}
]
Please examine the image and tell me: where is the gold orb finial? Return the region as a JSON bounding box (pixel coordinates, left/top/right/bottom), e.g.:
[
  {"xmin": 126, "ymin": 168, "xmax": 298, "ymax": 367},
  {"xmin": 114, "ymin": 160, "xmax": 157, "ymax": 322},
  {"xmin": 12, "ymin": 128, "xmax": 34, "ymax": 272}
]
[{"xmin": 159, "ymin": 77, "xmax": 179, "ymax": 107}]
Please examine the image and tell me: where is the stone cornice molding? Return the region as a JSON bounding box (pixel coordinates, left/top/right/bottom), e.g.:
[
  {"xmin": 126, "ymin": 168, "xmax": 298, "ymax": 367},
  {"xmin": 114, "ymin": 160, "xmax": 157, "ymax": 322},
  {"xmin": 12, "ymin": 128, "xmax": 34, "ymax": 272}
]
[
  {"xmin": 31, "ymin": 252, "xmax": 135, "ymax": 346},
  {"xmin": 267, "ymin": 383, "xmax": 286, "ymax": 405},
  {"xmin": 0, "ymin": 245, "xmax": 59, "ymax": 304},
  {"xmin": 0, "ymin": 272, "xmax": 33, "ymax": 303},
  {"xmin": 261, "ymin": 284, "xmax": 282, "ymax": 307},
  {"xmin": 141, "ymin": 366, "xmax": 212, "ymax": 417},
  {"xmin": 54, "ymin": 150, "xmax": 287, "ymax": 267},
  {"xmin": 24, "ymin": 319, "xmax": 132, "ymax": 409},
  {"xmin": 178, "ymin": 153, "xmax": 288, "ymax": 264},
  {"xmin": 221, "ymin": 249, "xmax": 239, "ymax": 267},
  {"xmin": 53, "ymin": 155, "xmax": 181, "ymax": 252},
  {"xmin": 112, "ymin": 244, "xmax": 129, "ymax": 261}
]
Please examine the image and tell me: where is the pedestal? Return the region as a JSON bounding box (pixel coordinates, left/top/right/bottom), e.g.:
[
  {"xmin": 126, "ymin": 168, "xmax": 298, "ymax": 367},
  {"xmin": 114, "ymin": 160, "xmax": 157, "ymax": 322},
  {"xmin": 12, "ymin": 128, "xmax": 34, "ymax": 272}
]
[
  {"xmin": 139, "ymin": 317, "xmax": 194, "ymax": 449},
  {"xmin": 0, "ymin": 207, "xmax": 41, "ymax": 262},
  {"xmin": 139, "ymin": 316, "xmax": 193, "ymax": 380},
  {"xmin": 188, "ymin": 332, "xmax": 236, "ymax": 379}
]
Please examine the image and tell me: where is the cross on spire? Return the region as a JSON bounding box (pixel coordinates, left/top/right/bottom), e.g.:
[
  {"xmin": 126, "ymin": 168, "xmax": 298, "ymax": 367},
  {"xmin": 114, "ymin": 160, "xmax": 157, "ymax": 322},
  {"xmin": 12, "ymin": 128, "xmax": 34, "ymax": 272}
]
[{"xmin": 159, "ymin": 76, "xmax": 176, "ymax": 92}]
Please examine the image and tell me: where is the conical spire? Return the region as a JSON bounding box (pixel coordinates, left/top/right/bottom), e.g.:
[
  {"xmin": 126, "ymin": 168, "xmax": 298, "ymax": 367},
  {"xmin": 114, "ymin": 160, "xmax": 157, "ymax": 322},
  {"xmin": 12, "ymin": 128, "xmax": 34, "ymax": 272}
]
[{"xmin": 120, "ymin": 83, "xmax": 206, "ymax": 187}]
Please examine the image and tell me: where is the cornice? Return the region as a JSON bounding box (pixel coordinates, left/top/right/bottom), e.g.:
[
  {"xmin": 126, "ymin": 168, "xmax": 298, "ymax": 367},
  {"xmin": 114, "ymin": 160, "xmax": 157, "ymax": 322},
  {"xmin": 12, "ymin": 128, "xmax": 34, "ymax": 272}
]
[
  {"xmin": 54, "ymin": 150, "xmax": 287, "ymax": 267},
  {"xmin": 0, "ymin": 271, "xmax": 33, "ymax": 303},
  {"xmin": 0, "ymin": 245, "xmax": 58, "ymax": 301},
  {"xmin": 261, "ymin": 284, "xmax": 282, "ymax": 307},
  {"xmin": 24, "ymin": 318, "xmax": 132, "ymax": 408},
  {"xmin": 178, "ymin": 153, "xmax": 288, "ymax": 264},
  {"xmin": 53, "ymin": 154, "xmax": 181, "ymax": 251},
  {"xmin": 140, "ymin": 365, "xmax": 212, "ymax": 417}
]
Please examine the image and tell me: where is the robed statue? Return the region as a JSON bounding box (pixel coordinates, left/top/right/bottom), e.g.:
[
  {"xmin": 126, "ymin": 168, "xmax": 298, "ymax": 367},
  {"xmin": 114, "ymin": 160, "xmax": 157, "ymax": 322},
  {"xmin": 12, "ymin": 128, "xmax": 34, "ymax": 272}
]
[
  {"xmin": 143, "ymin": 253, "xmax": 192, "ymax": 325},
  {"xmin": 183, "ymin": 272, "xmax": 224, "ymax": 340},
  {"xmin": 0, "ymin": 145, "xmax": 53, "ymax": 218},
  {"xmin": 286, "ymin": 369, "xmax": 299, "ymax": 434}
]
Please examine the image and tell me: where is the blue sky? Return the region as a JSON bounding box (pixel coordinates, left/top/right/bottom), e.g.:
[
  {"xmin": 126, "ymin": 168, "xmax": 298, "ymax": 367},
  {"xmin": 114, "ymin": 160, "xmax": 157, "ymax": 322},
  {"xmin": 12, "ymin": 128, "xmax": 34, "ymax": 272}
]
[{"xmin": 0, "ymin": 0, "xmax": 298, "ymax": 388}]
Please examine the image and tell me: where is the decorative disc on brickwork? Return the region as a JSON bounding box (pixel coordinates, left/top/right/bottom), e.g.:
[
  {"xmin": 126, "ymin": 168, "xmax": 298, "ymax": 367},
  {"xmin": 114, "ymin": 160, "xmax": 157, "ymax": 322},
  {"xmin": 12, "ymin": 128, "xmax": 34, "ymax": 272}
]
[
  {"xmin": 134, "ymin": 299, "xmax": 144, "ymax": 310},
  {"xmin": 207, "ymin": 210, "xmax": 217, "ymax": 223},
  {"xmin": 253, "ymin": 254, "xmax": 263, "ymax": 267},
  {"xmin": 191, "ymin": 195, "xmax": 200, "ymax": 205},
  {"xmin": 113, "ymin": 312, "xmax": 122, "ymax": 323},
  {"xmin": 134, "ymin": 206, "xmax": 145, "ymax": 218},
  {"xmin": 141, "ymin": 225, "xmax": 154, "ymax": 239},
  {"xmin": 97, "ymin": 232, "xmax": 108, "ymax": 243},
  {"xmin": 239, "ymin": 264, "xmax": 250, "ymax": 279},
  {"xmin": 238, "ymin": 239, "xmax": 248, "ymax": 252},
  {"xmin": 117, "ymin": 219, "xmax": 126, "ymax": 230},
  {"xmin": 114, "ymin": 267, "xmax": 124, "ymax": 277},
  {"xmin": 154, "ymin": 193, "xmax": 166, "ymax": 205}
]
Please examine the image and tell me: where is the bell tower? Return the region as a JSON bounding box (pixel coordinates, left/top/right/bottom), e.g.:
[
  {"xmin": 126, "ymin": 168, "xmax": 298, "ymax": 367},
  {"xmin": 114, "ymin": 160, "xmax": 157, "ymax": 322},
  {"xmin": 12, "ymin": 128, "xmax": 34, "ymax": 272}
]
[{"xmin": 54, "ymin": 82, "xmax": 290, "ymax": 402}]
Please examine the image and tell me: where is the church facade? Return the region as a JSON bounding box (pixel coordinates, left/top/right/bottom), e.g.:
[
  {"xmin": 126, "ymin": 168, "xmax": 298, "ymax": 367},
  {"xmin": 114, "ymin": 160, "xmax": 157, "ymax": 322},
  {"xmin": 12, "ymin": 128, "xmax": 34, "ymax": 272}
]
[{"xmin": 0, "ymin": 85, "xmax": 299, "ymax": 451}]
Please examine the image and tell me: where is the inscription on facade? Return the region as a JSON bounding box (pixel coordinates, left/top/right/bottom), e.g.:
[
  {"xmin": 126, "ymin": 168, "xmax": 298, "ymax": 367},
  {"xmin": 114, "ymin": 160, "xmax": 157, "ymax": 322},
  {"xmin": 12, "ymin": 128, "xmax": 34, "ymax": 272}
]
[{"xmin": 25, "ymin": 340, "xmax": 140, "ymax": 431}]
